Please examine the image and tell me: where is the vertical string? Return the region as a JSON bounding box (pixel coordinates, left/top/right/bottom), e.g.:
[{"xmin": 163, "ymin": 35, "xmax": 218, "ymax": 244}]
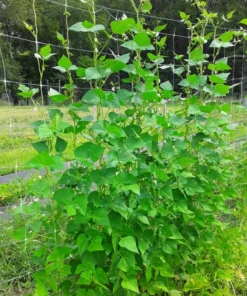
[
  {"xmin": 172, "ymin": 28, "xmax": 176, "ymax": 108},
  {"xmin": 240, "ymin": 39, "xmax": 246, "ymax": 106}
]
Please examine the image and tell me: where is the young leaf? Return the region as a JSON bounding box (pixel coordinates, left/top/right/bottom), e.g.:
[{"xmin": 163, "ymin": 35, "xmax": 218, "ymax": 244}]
[
  {"xmin": 240, "ymin": 19, "xmax": 247, "ymax": 25},
  {"xmin": 121, "ymin": 40, "xmax": 139, "ymax": 51},
  {"xmin": 227, "ymin": 10, "xmax": 235, "ymax": 19},
  {"xmin": 119, "ymin": 236, "xmax": 139, "ymax": 253},
  {"xmin": 11, "ymin": 227, "xmax": 31, "ymax": 241},
  {"xmin": 58, "ymin": 55, "xmax": 72, "ymax": 69},
  {"xmin": 92, "ymin": 208, "xmax": 110, "ymax": 227},
  {"xmin": 40, "ymin": 44, "xmax": 51, "ymax": 58},
  {"xmin": 121, "ymin": 275, "xmax": 139, "ymax": 293},
  {"xmin": 69, "ymin": 22, "xmax": 105, "ymax": 32},
  {"xmin": 134, "ymin": 32, "xmax": 154, "ymax": 50},
  {"xmin": 87, "ymin": 236, "xmax": 104, "ymax": 252},
  {"xmin": 75, "ymin": 142, "xmax": 105, "ymax": 162},
  {"xmin": 180, "ymin": 11, "xmax": 190, "ymax": 21},
  {"xmin": 74, "ymin": 194, "xmax": 88, "ymax": 216},
  {"xmin": 111, "ymin": 18, "xmax": 136, "ymax": 34},
  {"xmin": 26, "ymin": 151, "xmax": 56, "ymax": 169},
  {"xmin": 142, "ymin": 1, "xmax": 152, "ymax": 13},
  {"xmin": 77, "ymin": 234, "xmax": 89, "ymax": 255},
  {"xmin": 190, "ymin": 47, "xmax": 204, "ymax": 62},
  {"xmin": 52, "ymin": 188, "xmax": 74, "ymax": 205},
  {"xmin": 85, "ymin": 67, "xmax": 102, "ymax": 80},
  {"xmin": 94, "ymin": 268, "xmax": 109, "ymax": 284},
  {"xmin": 220, "ymin": 31, "xmax": 233, "ymax": 42},
  {"xmin": 55, "ymin": 137, "xmax": 67, "ymax": 153},
  {"xmin": 122, "ymin": 184, "xmax": 140, "ymax": 195}
]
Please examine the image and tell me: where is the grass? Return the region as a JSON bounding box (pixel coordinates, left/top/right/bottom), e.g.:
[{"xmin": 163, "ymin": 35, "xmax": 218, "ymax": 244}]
[{"xmin": 0, "ymin": 106, "xmax": 41, "ymax": 175}]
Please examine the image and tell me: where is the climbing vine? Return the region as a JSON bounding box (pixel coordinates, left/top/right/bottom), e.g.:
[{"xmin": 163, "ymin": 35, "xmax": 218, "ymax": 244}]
[{"xmin": 14, "ymin": 0, "xmax": 247, "ymax": 295}]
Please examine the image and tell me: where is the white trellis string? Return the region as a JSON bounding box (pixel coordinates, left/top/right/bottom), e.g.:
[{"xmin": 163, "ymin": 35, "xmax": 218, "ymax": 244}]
[{"xmin": 0, "ymin": 33, "xmax": 115, "ymax": 56}]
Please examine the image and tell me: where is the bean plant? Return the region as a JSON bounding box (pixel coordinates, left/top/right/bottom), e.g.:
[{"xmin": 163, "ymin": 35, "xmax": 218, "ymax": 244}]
[{"xmin": 15, "ymin": 0, "xmax": 247, "ymax": 295}]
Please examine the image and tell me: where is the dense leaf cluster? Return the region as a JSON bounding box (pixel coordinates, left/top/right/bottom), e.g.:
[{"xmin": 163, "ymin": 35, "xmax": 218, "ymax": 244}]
[{"xmin": 11, "ymin": 0, "xmax": 247, "ymax": 295}]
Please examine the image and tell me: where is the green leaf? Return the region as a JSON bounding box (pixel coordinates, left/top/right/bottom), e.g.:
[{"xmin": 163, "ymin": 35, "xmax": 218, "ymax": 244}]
[
  {"xmin": 138, "ymin": 238, "xmax": 149, "ymax": 255},
  {"xmin": 240, "ymin": 19, "xmax": 247, "ymax": 25},
  {"xmin": 179, "ymin": 74, "xmax": 207, "ymax": 89},
  {"xmin": 117, "ymin": 250, "xmax": 136, "ymax": 272},
  {"xmin": 105, "ymin": 59, "xmax": 127, "ymax": 72},
  {"xmin": 208, "ymin": 58, "xmax": 231, "ymax": 71},
  {"xmin": 137, "ymin": 215, "xmax": 150, "ymax": 225},
  {"xmin": 30, "ymin": 179, "xmax": 51, "ymax": 199},
  {"xmin": 87, "ymin": 290, "xmax": 96, "ymax": 296},
  {"xmin": 58, "ymin": 55, "xmax": 72, "ymax": 69},
  {"xmin": 55, "ymin": 137, "xmax": 67, "ymax": 153},
  {"xmin": 92, "ymin": 208, "xmax": 110, "ymax": 227},
  {"xmin": 157, "ymin": 262, "xmax": 174, "ymax": 278},
  {"xmin": 107, "ymin": 124, "xmax": 126, "ymax": 138},
  {"xmin": 180, "ymin": 11, "xmax": 190, "ymax": 20},
  {"xmin": 214, "ymin": 84, "xmax": 230, "ymax": 95},
  {"xmin": 111, "ymin": 18, "xmax": 136, "ymax": 34},
  {"xmin": 87, "ymin": 236, "xmax": 104, "ymax": 252},
  {"xmin": 184, "ymin": 179, "xmax": 204, "ymax": 196},
  {"xmin": 77, "ymin": 234, "xmax": 89, "ymax": 255},
  {"xmin": 74, "ymin": 194, "xmax": 88, "ymax": 216},
  {"xmin": 142, "ymin": 90, "xmax": 158, "ymax": 102},
  {"xmin": 39, "ymin": 44, "xmax": 53, "ymax": 60},
  {"xmin": 122, "ymin": 184, "xmax": 140, "ymax": 195},
  {"xmin": 134, "ymin": 31, "xmax": 153, "ymax": 50},
  {"xmin": 160, "ymin": 81, "xmax": 173, "ymax": 90},
  {"xmin": 154, "ymin": 24, "xmax": 167, "ymax": 32},
  {"xmin": 121, "ymin": 40, "xmax": 139, "ymax": 51},
  {"xmin": 76, "ymin": 67, "xmax": 86, "ymax": 77},
  {"xmin": 57, "ymin": 32, "xmax": 66, "ymax": 44},
  {"xmin": 11, "ymin": 227, "xmax": 30, "ymax": 241},
  {"xmin": 121, "ymin": 275, "xmax": 139, "ymax": 293},
  {"xmin": 75, "ymin": 142, "xmax": 105, "ymax": 162},
  {"xmin": 209, "ymin": 74, "xmax": 225, "ymax": 84},
  {"xmin": 66, "ymin": 204, "xmax": 76, "ymax": 216},
  {"xmin": 17, "ymin": 85, "xmax": 39, "ymax": 98},
  {"xmin": 210, "ymin": 39, "xmax": 233, "ymax": 48},
  {"xmin": 94, "ymin": 268, "xmax": 109, "ymax": 284},
  {"xmin": 91, "ymin": 120, "xmax": 108, "ymax": 137},
  {"xmin": 48, "ymin": 88, "xmax": 67, "ymax": 103},
  {"xmin": 165, "ymin": 224, "xmax": 184, "ymax": 240},
  {"xmin": 27, "ymin": 151, "xmax": 56, "ymax": 169},
  {"xmin": 53, "ymin": 188, "xmax": 74, "ymax": 205},
  {"xmin": 162, "ymin": 240, "xmax": 177, "ymax": 255},
  {"xmin": 117, "ymin": 53, "xmax": 131, "ymax": 64},
  {"xmin": 220, "ymin": 31, "xmax": 233, "ymax": 42},
  {"xmin": 190, "ymin": 47, "xmax": 204, "ymax": 62},
  {"xmin": 113, "ymin": 196, "xmax": 129, "ymax": 219},
  {"xmin": 142, "ymin": 1, "xmax": 152, "ymax": 13},
  {"xmin": 227, "ymin": 10, "xmax": 235, "ymax": 19},
  {"xmin": 32, "ymin": 140, "xmax": 48, "ymax": 153},
  {"xmin": 85, "ymin": 67, "xmax": 102, "ymax": 80},
  {"xmin": 183, "ymin": 276, "xmax": 209, "ymax": 292},
  {"xmin": 69, "ymin": 21, "xmax": 105, "ymax": 32},
  {"xmin": 33, "ymin": 270, "xmax": 57, "ymax": 293},
  {"xmin": 82, "ymin": 88, "xmax": 106, "ymax": 105},
  {"xmin": 119, "ymin": 236, "xmax": 139, "ymax": 253}
]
